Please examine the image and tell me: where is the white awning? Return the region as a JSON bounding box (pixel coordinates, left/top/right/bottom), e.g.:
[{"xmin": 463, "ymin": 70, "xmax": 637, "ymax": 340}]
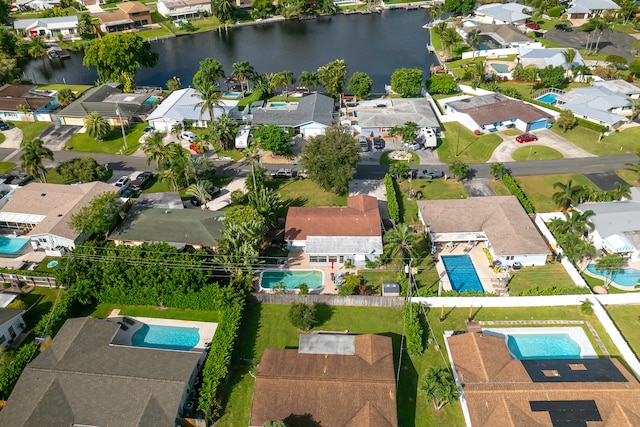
[
  {"xmin": 0, "ymin": 212, "xmax": 45, "ymax": 224},
  {"xmin": 603, "ymin": 234, "xmax": 635, "ymax": 253}
]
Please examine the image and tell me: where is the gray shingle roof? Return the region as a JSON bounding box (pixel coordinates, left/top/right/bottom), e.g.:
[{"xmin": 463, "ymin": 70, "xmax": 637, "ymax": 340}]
[
  {"xmin": 252, "ymin": 93, "xmax": 335, "ymax": 127},
  {"xmin": 0, "ymin": 317, "xmax": 201, "ymax": 427},
  {"xmin": 57, "ymin": 83, "xmax": 152, "ymax": 119},
  {"xmin": 475, "ymin": 2, "xmax": 532, "ymax": 23},
  {"xmin": 0, "ymin": 308, "xmax": 24, "ymax": 327},
  {"xmin": 558, "ymin": 86, "xmax": 629, "ymax": 126}
]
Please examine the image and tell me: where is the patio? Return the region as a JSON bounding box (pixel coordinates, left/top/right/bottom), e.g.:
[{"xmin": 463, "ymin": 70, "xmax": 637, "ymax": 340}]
[{"xmin": 434, "ymin": 243, "xmax": 507, "ymax": 294}]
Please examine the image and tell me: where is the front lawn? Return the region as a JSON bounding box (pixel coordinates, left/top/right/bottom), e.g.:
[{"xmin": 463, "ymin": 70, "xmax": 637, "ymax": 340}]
[
  {"xmin": 36, "ymin": 84, "xmax": 92, "ymax": 95},
  {"xmin": 20, "ymin": 287, "xmax": 63, "ymax": 330},
  {"xmin": 488, "ymin": 179, "xmax": 510, "ymax": 195},
  {"xmin": 551, "ymin": 125, "xmax": 640, "ymax": 156},
  {"xmin": 439, "ymin": 122, "xmax": 503, "ymax": 163},
  {"xmin": 616, "ymin": 169, "xmax": 639, "ymax": 186},
  {"xmin": 0, "ymin": 134, "xmax": 5, "ymax": 144},
  {"xmin": 512, "ymin": 146, "xmax": 564, "ymax": 161},
  {"xmin": 515, "ymin": 173, "xmax": 599, "ymax": 212},
  {"xmin": 9, "ymin": 121, "xmax": 49, "ymax": 143},
  {"xmin": 398, "ymin": 178, "xmax": 467, "ymax": 223},
  {"xmin": 605, "ymin": 304, "xmax": 640, "ymax": 359},
  {"xmin": 380, "ymin": 150, "xmax": 419, "ymax": 165},
  {"xmin": 65, "ymin": 123, "xmax": 147, "ymax": 155},
  {"xmin": 0, "ymin": 162, "xmax": 16, "ymax": 174},
  {"xmin": 91, "ymin": 304, "xmax": 221, "ymax": 322},
  {"xmin": 507, "ymin": 262, "xmax": 588, "ymax": 294},
  {"xmin": 272, "ymin": 178, "xmax": 347, "ymax": 215}
]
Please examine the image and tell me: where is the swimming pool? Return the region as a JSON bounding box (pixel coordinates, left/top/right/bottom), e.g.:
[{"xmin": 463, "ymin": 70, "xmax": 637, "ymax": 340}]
[
  {"xmin": 131, "ymin": 324, "xmax": 200, "ymax": 351},
  {"xmin": 0, "ymin": 236, "xmax": 30, "ymax": 257},
  {"xmin": 490, "ymin": 64, "xmax": 510, "ymax": 74},
  {"xmin": 536, "ymin": 93, "xmax": 558, "ymax": 104},
  {"xmin": 260, "ymin": 269, "xmax": 323, "ymax": 291},
  {"xmin": 268, "ymin": 102, "xmax": 290, "ymax": 108},
  {"xmin": 441, "ymin": 255, "xmax": 484, "ymax": 293},
  {"xmin": 586, "ymin": 264, "xmax": 640, "ymax": 288},
  {"xmin": 484, "ymin": 327, "xmax": 597, "ymax": 360},
  {"xmin": 143, "ymin": 96, "xmax": 158, "ymax": 105},
  {"xmin": 223, "ymin": 91, "xmax": 243, "ymax": 99},
  {"xmin": 335, "ymin": 0, "xmax": 356, "ymax": 5}
]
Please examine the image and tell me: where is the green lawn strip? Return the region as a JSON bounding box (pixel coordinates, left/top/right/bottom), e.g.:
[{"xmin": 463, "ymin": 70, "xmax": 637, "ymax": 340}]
[
  {"xmin": 20, "ymin": 287, "xmax": 63, "ymax": 330},
  {"xmin": 515, "ymin": 173, "xmax": 599, "ymax": 212},
  {"xmin": 33, "ymin": 256, "xmax": 61, "ymax": 274},
  {"xmin": 488, "ymin": 179, "xmax": 511, "ymax": 196},
  {"xmin": 430, "ymin": 28, "xmax": 443, "ymax": 52},
  {"xmin": 91, "ymin": 303, "xmax": 221, "ymax": 322},
  {"xmin": 358, "ymin": 270, "xmax": 403, "ymax": 294},
  {"xmin": 273, "ymin": 179, "xmax": 347, "ymax": 215},
  {"xmin": 616, "ymin": 169, "xmax": 640, "ymax": 186},
  {"xmin": 439, "ymin": 122, "xmax": 502, "ymax": 163},
  {"xmin": 507, "ymin": 262, "xmax": 584, "ymax": 294},
  {"xmin": 138, "ymin": 26, "xmax": 175, "ymax": 39},
  {"xmin": 214, "ymin": 149, "xmax": 244, "ymax": 161},
  {"xmin": 501, "ymin": 128, "xmax": 522, "ymax": 137},
  {"xmin": 65, "ymin": 123, "xmax": 146, "ymax": 154},
  {"xmin": 9, "ymin": 121, "xmax": 49, "ymax": 144},
  {"xmin": 605, "ymin": 304, "xmax": 640, "ymax": 359},
  {"xmin": 36, "ymin": 84, "xmax": 92, "ymax": 95},
  {"xmin": 398, "ymin": 179, "xmax": 467, "ymax": 223},
  {"xmin": 580, "ymin": 271, "xmax": 628, "ymax": 294},
  {"xmin": 538, "ymin": 18, "xmax": 564, "ymax": 30},
  {"xmin": 0, "ymin": 134, "xmax": 5, "ymax": 144},
  {"xmin": 536, "ymin": 37, "xmax": 566, "ymax": 48},
  {"xmin": 551, "ymin": 125, "xmax": 640, "ymax": 156},
  {"xmin": 0, "ymin": 162, "xmax": 15, "ymax": 174},
  {"xmin": 380, "ymin": 150, "xmax": 419, "ymax": 165},
  {"xmin": 512, "ymin": 146, "xmax": 564, "ymax": 161}
]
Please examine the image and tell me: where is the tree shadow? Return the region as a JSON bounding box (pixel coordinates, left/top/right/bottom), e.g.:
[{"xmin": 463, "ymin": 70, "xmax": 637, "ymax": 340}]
[
  {"xmin": 383, "ymin": 331, "xmax": 418, "ymax": 426},
  {"xmin": 314, "ymin": 304, "xmax": 335, "ymax": 328},
  {"xmin": 277, "ymin": 196, "xmax": 307, "ymax": 217},
  {"xmin": 234, "ymin": 301, "xmax": 263, "ymax": 363},
  {"xmin": 284, "ymin": 413, "xmax": 323, "ymax": 427}
]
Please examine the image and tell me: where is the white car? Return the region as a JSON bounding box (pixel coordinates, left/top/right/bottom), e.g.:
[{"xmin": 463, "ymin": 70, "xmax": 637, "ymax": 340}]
[
  {"xmin": 181, "ymin": 131, "xmax": 197, "ymax": 142},
  {"xmin": 114, "ymin": 176, "xmax": 131, "ymax": 190}
]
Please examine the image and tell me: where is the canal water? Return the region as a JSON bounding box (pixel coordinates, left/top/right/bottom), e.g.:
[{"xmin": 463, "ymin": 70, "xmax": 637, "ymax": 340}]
[{"xmin": 22, "ymin": 9, "xmax": 437, "ymax": 92}]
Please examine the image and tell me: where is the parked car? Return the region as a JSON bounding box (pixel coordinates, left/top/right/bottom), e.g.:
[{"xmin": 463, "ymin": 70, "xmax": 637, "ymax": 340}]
[
  {"xmin": 15, "ymin": 173, "xmax": 33, "ymax": 186},
  {"xmin": 358, "ymin": 135, "xmax": 370, "ymax": 152},
  {"xmin": 271, "ymin": 168, "xmax": 293, "ymax": 178},
  {"xmin": 532, "ymin": 31, "xmax": 545, "ymax": 38},
  {"xmin": 0, "ymin": 121, "xmax": 12, "ymax": 131},
  {"xmin": 525, "ymin": 22, "xmax": 540, "ymax": 30},
  {"xmin": 114, "ymin": 176, "xmax": 131, "ymax": 190},
  {"xmin": 408, "ymin": 140, "xmax": 422, "ymax": 151},
  {"xmin": 131, "ymin": 171, "xmax": 153, "ymax": 191},
  {"xmin": 181, "ymin": 131, "xmax": 197, "ymax": 142},
  {"xmin": 516, "ymin": 133, "xmax": 538, "ymax": 143},
  {"xmin": 189, "ymin": 143, "xmax": 204, "ymax": 154},
  {"xmin": 0, "ymin": 174, "xmax": 15, "ymax": 184},
  {"xmin": 373, "ymin": 137, "xmax": 385, "ymax": 150},
  {"xmin": 189, "ymin": 186, "xmax": 221, "ymax": 206},
  {"xmin": 554, "ymin": 23, "xmax": 572, "ymax": 32}
]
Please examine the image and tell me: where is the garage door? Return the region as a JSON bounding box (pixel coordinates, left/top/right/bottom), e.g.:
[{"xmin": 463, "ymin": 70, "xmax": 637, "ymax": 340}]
[{"xmin": 528, "ymin": 118, "xmax": 547, "ymax": 131}]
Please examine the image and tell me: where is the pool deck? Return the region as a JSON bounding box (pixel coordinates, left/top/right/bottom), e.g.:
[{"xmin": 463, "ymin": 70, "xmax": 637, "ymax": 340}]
[
  {"xmin": 581, "ymin": 259, "xmax": 640, "ymax": 291},
  {"xmin": 435, "ymin": 244, "xmax": 504, "ymax": 294}
]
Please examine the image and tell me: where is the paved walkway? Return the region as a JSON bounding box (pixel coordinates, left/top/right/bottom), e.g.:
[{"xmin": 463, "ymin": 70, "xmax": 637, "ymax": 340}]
[
  {"xmin": 488, "ymin": 129, "xmax": 596, "ymax": 163},
  {"xmin": 205, "ymin": 176, "xmax": 246, "ymax": 210}
]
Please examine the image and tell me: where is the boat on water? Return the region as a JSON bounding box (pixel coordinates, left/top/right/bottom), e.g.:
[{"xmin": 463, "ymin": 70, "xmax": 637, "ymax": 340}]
[
  {"xmin": 46, "ymin": 46, "xmax": 70, "ymax": 60},
  {"xmin": 299, "ymin": 15, "xmax": 316, "ymax": 20}
]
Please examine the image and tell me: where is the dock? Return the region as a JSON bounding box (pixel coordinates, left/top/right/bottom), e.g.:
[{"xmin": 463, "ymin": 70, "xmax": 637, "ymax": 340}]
[{"xmin": 46, "ymin": 46, "xmax": 70, "ymax": 60}]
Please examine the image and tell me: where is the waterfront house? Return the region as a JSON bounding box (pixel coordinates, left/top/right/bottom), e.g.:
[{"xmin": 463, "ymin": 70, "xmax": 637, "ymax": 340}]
[
  {"xmin": 567, "ymin": 0, "xmax": 620, "ymax": 19},
  {"xmin": 250, "ymin": 333, "xmax": 398, "ymax": 427},
  {"xmin": 0, "ymin": 308, "xmax": 26, "ymax": 348},
  {"xmin": 443, "ymin": 93, "xmax": 554, "ymax": 133},
  {"xmin": 0, "ymin": 84, "xmax": 58, "ymax": 123},
  {"xmin": 250, "ymin": 93, "xmax": 335, "ymax": 137},
  {"xmin": 351, "ymin": 97, "xmax": 439, "ymax": 138},
  {"xmin": 285, "ymin": 194, "xmax": 383, "ymax": 266},
  {"xmin": 157, "ymin": 0, "xmax": 212, "ymax": 20},
  {"xmin": 99, "ymin": 1, "xmax": 152, "ymax": 33},
  {"xmin": 57, "ymin": 82, "xmax": 153, "ymax": 126},
  {"xmin": 0, "ymin": 317, "xmax": 204, "ymax": 427},
  {"xmin": 458, "ymin": 23, "xmax": 536, "ymax": 50},
  {"xmin": 474, "ymin": 3, "xmax": 533, "ymax": 26},
  {"xmin": 417, "ymin": 196, "xmax": 551, "ymax": 268},
  {"xmin": 0, "ymin": 182, "xmax": 119, "ymax": 252},
  {"xmin": 518, "ymin": 47, "xmax": 585, "ymax": 71},
  {"xmin": 146, "ymin": 87, "xmax": 239, "ymax": 131},
  {"xmin": 13, "ymin": 16, "xmax": 78, "ymax": 40}
]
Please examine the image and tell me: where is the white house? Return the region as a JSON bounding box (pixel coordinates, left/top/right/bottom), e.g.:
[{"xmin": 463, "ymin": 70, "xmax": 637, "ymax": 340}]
[
  {"xmin": 235, "ymin": 125, "xmax": 251, "ymax": 149},
  {"xmin": 0, "ymin": 308, "xmax": 25, "ymax": 348},
  {"xmin": 518, "ymin": 47, "xmax": 585, "ymax": 71},
  {"xmin": 474, "ymin": 3, "xmax": 533, "ymax": 26},
  {"xmin": 13, "ymin": 16, "xmax": 78, "ymax": 39},
  {"xmin": 567, "ymin": 0, "xmax": 620, "ymax": 19},
  {"xmin": 556, "ymin": 85, "xmax": 632, "ymax": 129},
  {"xmin": 417, "ymin": 196, "xmax": 551, "ymax": 268},
  {"xmin": 16, "ymin": 0, "xmax": 60, "ymax": 10},
  {"xmin": 351, "ymin": 97, "xmax": 439, "ymax": 138},
  {"xmin": 146, "ymin": 88, "xmax": 240, "ymax": 131},
  {"xmin": 157, "ymin": 0, "xmax": 212, "ymax": 20}
]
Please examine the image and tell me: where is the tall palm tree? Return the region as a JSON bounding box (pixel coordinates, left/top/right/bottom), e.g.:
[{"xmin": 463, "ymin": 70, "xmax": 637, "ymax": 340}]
[
  {"xmin": 298, "ymin": 71, "xmax": 320, "ymax": 91},
  {"xmin": 440, "ymin": 27, "xmax": 460, "ymax": 59},
  {"xmin": 252, "ymin": 73, "xmax": 272, "ymax": 97},
  {"xmin": 208, "ymin": 113, "xmax": 236, "ymax": 150},
  {"xmin": 466, "ymin": 29, "xmax": 480, "ymax": 59},
  {"xmin": 160, "ymin": 168, "xmax": 179, "ymax": 192},
  {"xmin": 430, "ymin": 4, "xmax": 443, "ymax": 22},
  {"xmin": 433, "ymin": 21, "xmax": 447, "ymax": 36},
  {"xmin": 317, "ymin": 59, "xmax": 347, "ymax": 98},
  {"xmin": 552, "ymin": 179, "xmax": 582, "ymax": 211},
  {"xmin": 28, "ymin": 37, "xmax": 47, "ymax": 65},
  {"xmin": 580, "ymin": 18, "xmax": 598, "ymax": 53},
  {"xmin": 279, "ymin": 70, "xmax": 295, "ymax": 100},
  {"xmin": 562, "ymin": 49, "xmax": 577, "ymax": 79},
  {"xmin": 231, "ymin": 61, "xmax": 255, "ymax": 93},
  {"xmin": 186, "ymin": 180, "xmax": 213, "ymax": 209},
  {"xmin": 84, "ymin": 112, "xmax": 110, "ymax": 141},
  {"xmin": 20, "ymin": 139, "xmax": 54, "ymax": 182},
  {"xmin": 141, "ymin": 132, "xmax": 166, "ymax": 168},
  {"xmin": 213, "ymin": 0, "xmax": 236, "ymax": 24},
  {"xmin": 594, "ymin": 16, "xmax": 612, "ymax": 53},
  {"xmin": 193, "ymin": 85, "xmax": 223, "ymax": 121},
  {"xmin": 383, "ymin": 224, "xmax": 421, "ymax": 261},
  {"xmin": 610, "ymin": 182, "xmax": 631, "ymax": 200},
  {"xmin": 269, "ymin": 72, "xmax": 286, "ymax": 95}
]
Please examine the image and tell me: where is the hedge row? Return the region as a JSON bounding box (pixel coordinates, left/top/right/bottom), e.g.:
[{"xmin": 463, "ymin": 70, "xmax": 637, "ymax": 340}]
[
  {"xmin": 502, "ymin": 174, "xmax": 535, "ymax": 214},
  {"xmin": 384, "ymin": 174, "xmax": 400, "ymax": 223},
  {"xmin": 0, "ymin": 268, "xmax": 55, "ymax": 278},
  {"xmin": 575, "ymin": 118, "xmax": 608, "ymax": 134},
  {"xmin": 403, "ymin": 302, "xmax": 424, "ymax": 356},
  {"xmin": 0, "ymin": 342, "xmax": 38, "ymax": 399},
  {"xmin": 34, "ymin": 291, "xmax": 78, "ymax": 337},
  {"xmin": 198, "ymin": 298, "xmax": 245, "ymax": 422},
  {"xmin": 523, "ymin": 97, "xmax": 563, "ymax": 113}
]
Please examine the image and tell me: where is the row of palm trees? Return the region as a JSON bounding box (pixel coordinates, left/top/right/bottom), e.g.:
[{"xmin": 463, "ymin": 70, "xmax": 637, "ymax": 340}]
[{"xmin": 552, "ymin": 179, "xmax": 631, "ymax": 211}]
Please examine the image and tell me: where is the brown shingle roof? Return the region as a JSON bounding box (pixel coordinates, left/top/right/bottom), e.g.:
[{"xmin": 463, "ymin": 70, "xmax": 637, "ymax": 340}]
[
  {"xmin": 98, "ymin": 10, "xmax": 132, "ymax": 24},
  {"xmin": 285, "ymin": 195, "xmax": 381, "ymax": 241},
  {"xmin": 0, "ymin": 84, "xmax": 55, "ymax": 113},
  {"xmin": 117, "ymin": 1, "xmax": 150, "ymax": 13},
  {"xmin": 417, "ymin": 196, "xmax": 550, "ymax": 256},
  {"xmin": 448, "ymin": 94, "xmax": 552, "ymax": 126},
  {"xmin": 250, "ymin": 334, "xmax": 397, "ymax": 427}
]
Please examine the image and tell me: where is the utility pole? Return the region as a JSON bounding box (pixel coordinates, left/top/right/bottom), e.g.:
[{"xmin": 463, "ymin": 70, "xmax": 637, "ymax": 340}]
[{"xmin": 115, "ymin": 103, "xmax": 128, "ymax": 151}]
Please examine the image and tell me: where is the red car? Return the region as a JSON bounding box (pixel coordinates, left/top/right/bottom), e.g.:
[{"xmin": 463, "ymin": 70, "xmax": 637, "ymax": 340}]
[
  {"xmin": 516, "ymin": 133, "xmax": 538, "ymax": 143},
  {"xmin": 189, "ymin": 143, "xmax": 204, "ymax": 154},
  {"xmin": 525, "ymin": 22, "xmax": 540, "ymax": 30}
]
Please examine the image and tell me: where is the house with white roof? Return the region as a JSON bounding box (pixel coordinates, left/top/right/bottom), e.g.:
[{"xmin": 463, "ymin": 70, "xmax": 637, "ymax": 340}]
[
  {"xmin": 592, "ymin": 79, "xmax": 640, "ymax": 99},
  {"xmin": 576, "ymin": 188, "xmax": 640, "ymax": 260},
  {"xmin": 0, "ymin": 308, "xmax": 26, "ymax": 348},
  {"xmin": 13, "ymin": 16, "xmax": 78, "ymax": 39},
  {"xmin": 157, "ymin": 0, "xmax": 212, "ymax": 20},
  {"xmin": 16, "ymin": 0, "xmax": 60, "ymax": 10},
  {"xmin": 518, "ymin": 47, "xmax": 584, "ymax": 70},
  {"xmin": 556, "ymin": 85, "xmax": 632, "ymax": 129},
  {"xmin": 474, "ymin": 3, "xmax": 533, "ymax": 26},
  {"xmin": 147, "ymin": 88, "xmax": 239, "ymax": 131},
  {"xmin": 352, "ymin": 97, "xmax": 439, "ymax": 138},
  {"xmin": 567, "ymin": 0, "xmax": 620, "ymax": 19}
]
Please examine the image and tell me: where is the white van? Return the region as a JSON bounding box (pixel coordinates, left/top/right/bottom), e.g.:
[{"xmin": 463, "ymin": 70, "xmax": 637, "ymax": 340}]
[{"xmin": 181, "ymin": 131, "xmax": 197, "ymax": 142}]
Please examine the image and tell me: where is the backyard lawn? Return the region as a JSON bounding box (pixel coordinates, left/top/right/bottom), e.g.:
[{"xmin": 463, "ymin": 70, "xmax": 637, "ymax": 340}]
[
  {"xmin": 398, "ymin": 178, "xmax": 467, "ymax": 223},
  {"xmin": 217, "ymin": 303, "xmax": 617, "ymax": 427},
  {"xmin": 65, "ymin": 123, "xmax": 147, "ymax": 155},
  {"xmin": 512, "ymin": 146, "xmax": 564, "ymax": 161},
  {"xmin": 9, "ymin": 121, "xmax": 49, "ymax": 144},
  {"xmin": 551, "ymin": 125, "xmax": 640, "ymax": 156},
  {"xmin": 36, "ymin": 84, "xmax": 92, "ymax": 95},
  {"xmin": 605, "ymin": 304, "xmax": 640, "ymax": 359},
  {"xmin": 516, "ymin": 173, "xmax": 599, "ymax": 212},
  {"xmin": 91, "ymin": 304, "xmax": 221, "ymax": 322},
  {"xmin": 272, "ymin": 179, "xmax": 347, "ymax": 215},
  {"xmin": 439, "ymin": 122, "xmax": 502, "ymax": 163},
  {"xmin": 20, "ymin": 287, "xmax": 63, "ymax": 330},
  {"xmin": 507, "ymin": 262, "xmax": 589, "ymax": 295},
  {"xmin": 0, "ymin": 162, "xmax": 16, "ymax": 174}
]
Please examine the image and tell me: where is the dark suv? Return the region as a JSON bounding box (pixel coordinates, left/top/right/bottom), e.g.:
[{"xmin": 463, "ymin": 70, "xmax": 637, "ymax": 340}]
[
  {"xmin": 554, "ymin": 23, "xmax": 572, "ymax": 32},
  {"xmin": 131, "ymin": 171, "xmax": 153, "ymax": 191}
]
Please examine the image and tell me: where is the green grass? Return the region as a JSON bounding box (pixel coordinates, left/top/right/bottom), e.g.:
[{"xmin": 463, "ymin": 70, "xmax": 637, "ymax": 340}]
[
  {"xmin": 439, "ymin": 122, "xmax": 503, "ymax": 163},
  {"xmin": 488, "ymin": 179, "xmax": 511, "ymax": 196},
  {"xmin": 0, "ymin": 133, "xmax": 5, "ymax": 144},
  {"xmin": 605, "ymin": 304, "xmax": 640, "ymax": 359},
  {"xmin": 217, "ymin": 303, "xmax": 615, "ymax": 427},
  {"xmin": 20, "ymin": 287, "xmax": 63, "ymax": 330},
  {"xmin": 0, "ymin": 162, "xmax": 15, "ymax": 174},
  {"xmin": 273, "ymin": 179, "xmax": 346, "ymax": 215},
  {"xmin": 551, "ymin": 125, "xmax": 640, "ymax": 156},
  {"xmin": 502, "ymin": 128, "xmax": 522, "ymax": 137},
  {"xmin": 216, "ymin": 149, "xmax": 244, "ymax": 161},
  {"xmin": 33, "ymin": 256, "xmax": 61, "ymax": 274},
  {"xmin": 430, "ymin": 28, "xmax": 443, "ymax": 52},
  {"xmin": 358, "ymin": 270, "xmax": 404, "ymax": 294},
  {"xmin": 91, "ymin": 304, "xmax": 221, "ymax": 322},
  {"xmin": 65, "ymin": 123, "xmax": 146, "ymax": 155},
  {"xmin": 512, "ymin": 146, "xmax": 564, "ymax": 161},
  {"xmin": 616, "ymin": 169, "xmax": 639, "ymax": 186},
  {"xmin": 516, "ymin": 173, "xmax": 599, "ymax": 212},
  {"xmin": 380, "ymin": 150, "xmax": 419, "ymax": 165},
  {"xmin": 507, "ymin": 262, "xmax": 586, "ymax": 294},
  {"xmin": 9, "ymin": 121, "xmax": 49, "ymax": 144},
  {"xmin": 398, "ymin": 179, "xmax": 467, "ymax": 223},
  {"xmin": 36, "ymin": 84, "xmax": 92, "ymax": 95}
]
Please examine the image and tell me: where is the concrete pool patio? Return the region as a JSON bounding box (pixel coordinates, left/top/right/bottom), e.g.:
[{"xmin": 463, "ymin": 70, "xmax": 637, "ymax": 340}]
[{"xmin": 434, "ymin": 244, "xmax": 505, "ymax": 294}]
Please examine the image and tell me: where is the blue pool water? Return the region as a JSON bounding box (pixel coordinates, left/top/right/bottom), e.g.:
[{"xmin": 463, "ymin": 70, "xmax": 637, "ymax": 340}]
[
  {"xmin": 223, "ymin": 92, "xmax": 243, "ymax": 98},
  {"xmin": 490, "ymin": 64, "xmax": 510, "ymax": 73},
  {"xmin": 260, "ymin": 270, "xmax": 323, "ymax": 290},
  {"xmin": 131, "ymin": 324, "xmax": 199, "ymax": 351},
  {"xmin": 477, "ymin": 43, "xmax": 491, "ymax": 50},
  {"xmin": 0, "ymin": 236, "xmax": 30, "ymax": 257},
  {"xmin": 507, "ymin": 333, "xmax": 582, "ymax": 359},
  {"xmin": 335, "ymin": 0, "xmax": 356, "ymax": 5},
  {"xmin": 269, "ymin": 102, "xmax": 289, "ymax": 108},
  {"xmin": 143, "ymin": 96, "xmax": 158, "ymax": 104},
  {"xmin": 441, "ymin": 255, "xmax": 484, "ymax": 293},
  {"xmin": 586, "ymin": 264, "xmax": 640, "ymax": 288},
  {"xmin": 537, "ymin": 93, "xmax": 558, "ymax": 104}
]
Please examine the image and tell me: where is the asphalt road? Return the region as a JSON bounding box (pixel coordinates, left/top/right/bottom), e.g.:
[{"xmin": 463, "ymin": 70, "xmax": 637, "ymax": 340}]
[{"xmin": 544, "ymin": 28, "xmax": 636, "ymax": 62}]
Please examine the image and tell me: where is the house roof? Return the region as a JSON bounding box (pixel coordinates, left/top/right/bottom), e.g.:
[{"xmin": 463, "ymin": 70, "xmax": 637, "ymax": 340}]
[
  {"xmin": 160, "ymin": 0, "xmax": 210, "ymax": 8},
  {"xmin": 252, "ymin": 93, "xmax": 335, "ymax": 127},
  {"xmin": 134, "ymin": 192, "xmax": 184, "ymax": 209},
  {"xmin": 57, "ymin": 83, "xmax": 151, "ymax": 119},
  {"xmin": 567, "ymin": 0, "xmax": 619, "ymax": 14},
  {"xmin": 98, "ymin": 10, "xmax": 133, "ymax": 25},
  {"xmin": 0, "ymin": 317, "xmax": 200, "ymax": 427},
  {"xmin": 0, "ymin": 308, "xmax": 24, "ymax": 327},
  {"xmin": 285, "ymin": 195, "xmax": 381, "ymax": 241},
  {"xmin": 448, "ymin": 331, "xmax": 640, "ymax": 427},
  {"xmin": 305, "ymin": 235, "xmax": 383, "ymax": 255},
  {"xmin": 446, "ymin": 93, "xmax": 552, "ymax": 127},
  {"xmin": 475, "ymin": 2, "xmax": 532, "ymax": 22},
  {"xmin": 576, "ymin": 197, "xmax": 640, "ymax": 242},
  {"xmin": 0, "ymin": 182, "xmax": 117, "ymax": 240},
  {"xmin": 558, "ymin": 86, "xmax": 629, "ymax": 126},
  {"xmin": 518, "ymin": 47, "xmax": 585, "ymax": 70},
  {"xmin": 417, "ymin": 196, "xmax": 550, "ymax": 256},
  {"xmin": 592, "ymin": 79, "xmax": 640, "ymax": 96},
  {"xmin": 117, "ymin": 0, "xmax": 149, "ymax": 13},
  {"xmin": 0, "ymin": 84, "xmax": 55, "ymax": 113},
  {"xmin": 250, "ymin": 334, "xmax": 397, "ymax": 427},
  {"xmin": 355, "ymin": 97, "xmax": 440, "ymax": 129},
  {"xmin": 13, "ymin": 15, "xmax": 78, "ymax": 30},
  {"xmin": 146, "ymin": 88, "xmax": 238, "ymax": 123}
]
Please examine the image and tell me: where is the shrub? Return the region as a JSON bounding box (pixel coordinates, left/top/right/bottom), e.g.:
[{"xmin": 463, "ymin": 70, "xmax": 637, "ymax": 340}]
[
  {"xmin": 404, "ymin": 302, "xmax": 424, "ymax": 356},
  {"xmin": 298, "ymin": 283, "xmax": 309, "ymax": 295},
  {"xmin": 34, "ymin": 291, "xmax": 79, "ymax": 337},
  {"xmin": 7, "ymin": 300, "xmax": 26, "ymax": 310},
  {"xmin": 384, "ymin": 174, "xmax": 400, "ymax": 223},
  {"xmin": 547, "ymin": 5, "xmax": 565, "ymax": 16},
  {"xmin": 338, "ymin": 274, "xmax": 360, "ymax": 296},
  {"xmin": 575, "ymin": 118, "xmax": 608, "ymax": 134},
  {"xmin": 0, "ymin": 342, "xmax": 38, "ymax": 399},
  {"xmin": 510, "ymin": 286, "xmax": 590, "ymax": 296},
  {"xmin": 581, "ymin": 299, "xmax": 594, "ymax": 314},
  {"xmin": 502, "ymin": 174, "xmax": 534, "ymax": 213},
  {"xmin": 288, "ymin": 302, "xmax": 317, "ymax": 330},
  {"xmin": 629, "ymin": 58, "xmax": 640, "ymax": 77}
]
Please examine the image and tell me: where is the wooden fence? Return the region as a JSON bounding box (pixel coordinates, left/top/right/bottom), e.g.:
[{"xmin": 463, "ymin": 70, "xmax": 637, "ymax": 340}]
[
  {"xmin": 249, "ymin": 293, "xmax": 405, "ymax": 307},
  {"xmin": 0, "ymin": 273, "xmax": 56, "ymax": 288}
]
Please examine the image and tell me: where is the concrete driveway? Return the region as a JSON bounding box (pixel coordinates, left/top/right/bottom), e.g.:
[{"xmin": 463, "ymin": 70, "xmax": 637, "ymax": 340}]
[
  {"xmin": 544, "ymin": 28, "xmax": 636, "ymax": 62},
  {"xmin": 464, "ymin": 179, "xmax": 496, "ymax": 197},
  {"xmin": 0, "ymin": 127, "xmax": 23, "ymax": 149},
  {"xmin": 488, "ymin": 129, "xmax": 595, "ymax": 162},
  {"xmin": 38, "ymin": 124, "xmax": 81, "ymax": 151},
  {"xmin": 205, "ymin": 177, "xmax": 246, "ymax": 211}
]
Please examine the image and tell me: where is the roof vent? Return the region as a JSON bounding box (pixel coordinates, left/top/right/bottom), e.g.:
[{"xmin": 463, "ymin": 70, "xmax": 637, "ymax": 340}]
[
  {"xmin": 57, "ymin": 214, "xmax": 63, "ymax": 217},
  {"xmin": 41, "ymin": 193, "xmax": 46, "ymax": 197}
]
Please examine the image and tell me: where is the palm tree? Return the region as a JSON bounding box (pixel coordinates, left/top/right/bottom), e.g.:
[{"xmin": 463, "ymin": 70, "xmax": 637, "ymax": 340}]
[
  {"xmin": 611, "ymin": 181, "xmax": 631, "ymax": 201},
  {"xmin": 213, "ymin": 0, "xmax": 236, "ymax": 23},
  {"xmin": 552, "ymin": 179, "xmax": 582, "ymax": 211},
  {"xmin": 193, "ymin": 85, "xmax": 223, "ymax": 121},
  {"xmin": 489, "ymin": 162, "xmax": 508, "ymax": 180},
  {"xmin": 549, "ymin": 209, "xmax": 595, "ymax": 237},
  {"xmin": 186, "ymin": 180, "xmax": 213, "ymax": 209},
  {"xmin": 249, "ymin": 186, "xmax": 281, "ymax": 227},
  {"xmin": 562, "ymin": 49, "xmax": 577, "ymax": 79},
  {"xmin": 628, "ymin": 99, "xmax": 640, "ymax": 121},
  {"xmin": 269, "ymin": 72, "xmax": 286, "ymax": 95},
  {"xmin": 420, "ymin": 367, "xmax": 461, "ymax": 411},
  {"xmin": 160, "ymin": 168, "xmax": 179, "ymax": 192},
  {"xmin": 28, "ymin": 37, "xmax": 47, "ymax": 65},
  {"xmin": 430, "ymin": 4, "xmax": 443, "ymax": 22},
  {"xmin": 20, "ymin": 139, "xmax": 54, "ymax": 182},
  {"xmin": 433, "ymin": 21, "xmax": 447, "ymax": 36},
  {"xmin": 440, "ymin": 27, "xmax": 459, "ymax": 59},
  {"xmin": 317, "ymin": 59, "xmax": 347, "ymax": 98},
  {"xmin": 298, "ymin": 71, "xmax": 320, "ymax": 92},
  {"xmin": 594, "ymin": 16, "xmax": 612, "ymax": 53},
  {"xmin": 231, "ymin": 61, "xmax": 255, "ymax": 93},
  {"xmin": 595, "ymin": 253, "xmax": 625, "ymax": 289},
  {"xmin": 466, "ymin": 29, "xmax": 480, "ymax": 59},
  {"xmin": 207, "ymin": 113, "xmax": 236, "ymax": 150},
  {"xmin": 581, "ymin": 18, "xmax": 598, "ymax": 53},
  {"xmin": 383, "ymin": 224, "xmax": 421, "ymax": 261},
  {"xmin": 279, "ymin": 70, "xmax": 295, "ymax": 100},
  {"xmin": 141, "ymin": 132, "xmax": 166, "ymax": 168},
  {"xmin": 84, "ymin": 112, "xmax": 110, "ymax": 141}
]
